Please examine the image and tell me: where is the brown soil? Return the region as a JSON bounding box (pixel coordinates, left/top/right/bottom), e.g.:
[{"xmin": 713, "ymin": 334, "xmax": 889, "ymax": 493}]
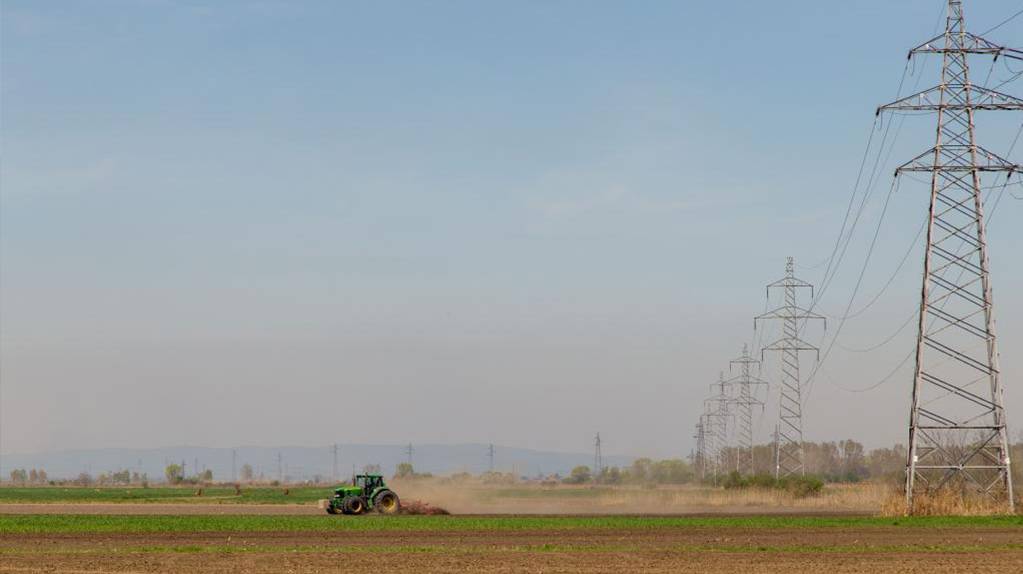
[{"xmin": 2, "ymin": 524, "xmax": 1021, "ymax": 573}]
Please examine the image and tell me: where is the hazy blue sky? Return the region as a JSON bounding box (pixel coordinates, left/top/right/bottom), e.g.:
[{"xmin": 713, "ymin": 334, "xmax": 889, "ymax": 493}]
[{"xmin": 2, "ymin": 0, "xmax": 1022, "ymax": 459}]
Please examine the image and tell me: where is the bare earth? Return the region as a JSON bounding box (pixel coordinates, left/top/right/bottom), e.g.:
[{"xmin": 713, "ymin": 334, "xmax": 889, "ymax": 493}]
[{"xmin": 2, "ymin": 515, "xmax": 1022, "ymax": 573}]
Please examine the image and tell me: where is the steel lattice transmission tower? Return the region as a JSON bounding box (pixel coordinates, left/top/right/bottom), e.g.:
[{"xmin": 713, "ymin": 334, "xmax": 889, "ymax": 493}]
[
  {"xmin": 704, "ymin": 373, "xmax": 733, "ymax": 479},
  {"xmin": 593, "ymin": 433, "xmax": 603, "ymax": 478},
  {"xmin": 877, "ymin": 0, "xmax": 1021, "ymax": 512},
  {"xmin": 693, "ymin": 420, "xmax": 708, "ymax": 480},
  {"xmin": 728, "ymin": 344, "xmax": 768, "ymax": 476},
  {"xmin": 755, "ymin": 258, "xmax": 825, "ymax": 478}
]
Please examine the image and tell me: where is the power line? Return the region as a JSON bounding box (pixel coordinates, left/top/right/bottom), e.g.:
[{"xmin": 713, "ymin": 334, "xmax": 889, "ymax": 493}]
[
  {"xmin": 802, "ymin": 177, "xmax": 901, "ymax": 404},
  {"xmin": 977, "ymin": 5, "xmax": 1023, "ymax": 35},
  {"xmin": 793, "ymin": 0, "xmax": 945, "ymax": 371},
  {"xmin": 830, "ymin": 347, "xmax": 916, "ymax": 394},
  {"xmin": 805, "ymin": 2, "xmax": 947, "ymax": 315},
  {"xmin": 833, "ymin": 122, "xmax": 1020, "ymax": 361},
  {"xmin": 836, "ymin": 309, "xmax": 918, "ymax": 354}
]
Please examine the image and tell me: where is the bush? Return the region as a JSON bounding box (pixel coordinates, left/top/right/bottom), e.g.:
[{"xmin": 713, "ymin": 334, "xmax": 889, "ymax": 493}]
[
  {"xmin": 721, "ymin": 472, "xmax": 823, "ymax": 498},
  {"xmin": 778, "ymin": 476, "xmax": 824, "ymax": 497}
]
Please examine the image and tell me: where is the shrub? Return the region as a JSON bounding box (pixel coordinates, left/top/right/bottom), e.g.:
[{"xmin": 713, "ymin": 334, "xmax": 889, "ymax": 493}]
[{"xmin": 721, "ymin": 472, "xmax": 823, "ymax": 498}]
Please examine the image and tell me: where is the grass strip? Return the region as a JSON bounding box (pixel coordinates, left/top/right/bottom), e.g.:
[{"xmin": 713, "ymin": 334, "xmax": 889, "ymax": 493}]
[{"xmin": 0, "ymin": 486, "xmax": 327, "ymax": 505}]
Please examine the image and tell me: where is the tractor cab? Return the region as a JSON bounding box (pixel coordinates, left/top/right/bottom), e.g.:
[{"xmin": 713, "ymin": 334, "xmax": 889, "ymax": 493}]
[{"xmin": 354, "ymin": 474, "xmax": 384, "ymax": 492}]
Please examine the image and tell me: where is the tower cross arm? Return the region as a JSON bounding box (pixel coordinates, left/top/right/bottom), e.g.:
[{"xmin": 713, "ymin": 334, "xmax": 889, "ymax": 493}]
[
  {"xmin": 877, "ymin": 85, "xmax": 1023, "ymax": 115},
  {"xmin": 765, "ymin": 276, "xmax": 814, "ymax": 298},
  {"xmin": 760, "ymin": 336, "xmax": 822, "ymax": 361},
  {"xmin": 754, "ymin": 305, "xmax": 827, "ymax": 328},
  {"xmin": 907, "ymin": 32, "xmax": 1023, "ymax": 61},
  {"xmin": 723, "ymin": 372, "xmax": 770, "ymax": 387},
  {"xmin": 893, "ymin": 145, "xmax": 1020, "ymax": 174}
]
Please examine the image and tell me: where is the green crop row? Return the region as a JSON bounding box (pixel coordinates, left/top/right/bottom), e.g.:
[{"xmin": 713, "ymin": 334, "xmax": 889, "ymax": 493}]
[
  {"xmin": 1, "ymin": 514, "xmax": 1021, "ymax": 535},
  {"xmin": 0, "ymin": 486, "xmax": 329, "ymax": 504}
]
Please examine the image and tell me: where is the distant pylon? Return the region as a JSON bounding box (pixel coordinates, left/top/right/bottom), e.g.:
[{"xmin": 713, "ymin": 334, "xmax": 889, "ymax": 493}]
[
  {"xmin": 704, "ymin": 372, "xmax": 733, "ymax": 478},
  {"xmin": 755, "ymin": 257, "xmax": 825, "ymax": 478},
  {"xmin": 693, "ymin": 419, "xmax": 708, "ymax": 480},
  {"xmin": 405, "ymin": 443, "xmax": 414, "ymax": 467},
  {"xmin": 332, "ymin": 444, "xmax": 339, "ymax": 482},
  {"xmin": 877, "ymin": 0, "xmax": 1020, "ymax": 513},
  {"xmin": 487, "ymin": 443, "xmax": 495, "ymax": 473},
  {"xmin": 728, "ymin": 344, "xmax": 768, "ymax": 476},
  {"xmin": 593, "ymin": 433, "xmax": 603, "ymax": 478}
]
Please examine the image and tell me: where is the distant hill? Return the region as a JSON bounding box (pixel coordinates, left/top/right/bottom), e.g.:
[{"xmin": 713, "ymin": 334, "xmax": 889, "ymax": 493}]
[{"xmin": 0, "ymin": 444, "xmax": 634, "ymax": 482}]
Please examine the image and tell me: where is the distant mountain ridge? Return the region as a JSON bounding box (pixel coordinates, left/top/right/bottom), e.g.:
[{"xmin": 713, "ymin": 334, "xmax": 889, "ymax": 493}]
[{"xmin": 0, "ymin": 444, "xmax": 635, "ymax": 481}]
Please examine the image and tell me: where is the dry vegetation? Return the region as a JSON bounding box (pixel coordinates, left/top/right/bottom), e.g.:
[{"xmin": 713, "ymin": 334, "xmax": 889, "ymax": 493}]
[
  {"xmin": 879, "ymin": 488, "xmax": 1018, "ymax": 517},
  {"xmin": 386, "ymin": 478, "xmax": 892, "ymax": 515}
]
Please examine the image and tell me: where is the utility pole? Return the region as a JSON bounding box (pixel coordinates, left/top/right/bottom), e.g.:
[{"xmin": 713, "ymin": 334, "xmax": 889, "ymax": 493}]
[
  {"xmin": 877, "ymin": 0, "xmax": 1020, "ymax": 513},
  {"xmin": 755, "ymin": 257, "xmax": 825, "ymax": 478},
  {"xmin": 332, "ymin": 444, "xmax": 339, "ymax": 482},
  {"xmin": 487, "ymin": 444, "xmax": 495, "ymax": 473},
  {"xmin": 728, "ymin": 344, "xmax": 769, "ymax": 476},
  {"xmin": 593, "ymin": 433, "xmax": 603, "ymax": 478}
]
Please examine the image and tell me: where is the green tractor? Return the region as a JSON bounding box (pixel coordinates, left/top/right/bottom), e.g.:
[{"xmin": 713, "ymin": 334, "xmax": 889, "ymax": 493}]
[{"xmin": 326, "ymin": 474, "xmax": 401, "ymax": 515}]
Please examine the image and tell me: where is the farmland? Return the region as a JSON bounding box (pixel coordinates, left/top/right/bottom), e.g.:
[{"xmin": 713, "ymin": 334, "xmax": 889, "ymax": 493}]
[
  {"xmin": 1, "ymin": 512, "xmax": 1021, "ymax": 573},
  {"xmin": 1, "ymin": 485, "xmax": 1021, "ymax": 573}
]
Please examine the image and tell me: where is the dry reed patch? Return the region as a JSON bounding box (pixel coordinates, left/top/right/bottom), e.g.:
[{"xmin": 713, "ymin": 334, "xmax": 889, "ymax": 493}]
[{"xmin": 879, "ymin": 488, "xmax": 1016, "ymax": 517}]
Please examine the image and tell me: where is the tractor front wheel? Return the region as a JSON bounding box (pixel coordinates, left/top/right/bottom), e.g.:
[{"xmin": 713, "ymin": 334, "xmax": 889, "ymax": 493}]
[
  {"xmin": 344, "ymin": 496, "xmax": 367, "ymax": 515},
  {"xmin": 373, "ymin": 490, "xmax": 401, "ymax": 515}
]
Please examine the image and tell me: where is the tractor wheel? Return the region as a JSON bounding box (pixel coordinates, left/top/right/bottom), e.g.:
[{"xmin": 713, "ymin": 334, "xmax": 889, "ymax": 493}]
[
  {"xmin": 325, "ymin": 505, "xmax": 337, "ymax": 515},
  {"xmin": 373, "ymin": 490, "xmax": 401, "ymax": 515},
  {"xmin": 344, "ymin": 496, "xmax": 367, "ymax": 515}
]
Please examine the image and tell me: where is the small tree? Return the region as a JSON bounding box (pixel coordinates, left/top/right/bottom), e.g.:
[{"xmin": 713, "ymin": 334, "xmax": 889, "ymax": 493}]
[
  {"xmin": 628, "ymin": 458, "xmax": 653, "ymax": 483},
  {"xmin": 564, "ymin": 465, "xmax": 592, "ymax": 484},
  {"xmin": 394, "ymin": 462, "xmax": 414, "ymax": 479},
  {"xmin": 165, "ymin": 464, "xmax": 183, "ymax": 484}
]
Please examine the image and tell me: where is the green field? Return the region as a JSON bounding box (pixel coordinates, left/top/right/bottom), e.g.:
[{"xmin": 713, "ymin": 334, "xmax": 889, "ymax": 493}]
[
  {"xmin": 2, "ymin": 514, "xmax": 1020, "ymax": 535},
  {"xmin": 0, "ymin": 486, "xmax": 328, "ymax": 504}
]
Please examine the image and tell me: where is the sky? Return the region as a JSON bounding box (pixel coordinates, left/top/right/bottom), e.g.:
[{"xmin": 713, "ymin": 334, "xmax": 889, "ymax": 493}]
[{"xmin": 2, "ymin": 0, "xmax": 1022, "ymax": 460}]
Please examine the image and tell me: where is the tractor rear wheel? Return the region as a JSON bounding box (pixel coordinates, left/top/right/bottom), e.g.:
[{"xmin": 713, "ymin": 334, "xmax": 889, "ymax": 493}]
[
  {"xmin": 344, "ymin": 496, "xmax": 367, "ymax": 515},
  {"xmin": 373, "ymin": 490, "xmax": 401, "ymax": 514}
]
